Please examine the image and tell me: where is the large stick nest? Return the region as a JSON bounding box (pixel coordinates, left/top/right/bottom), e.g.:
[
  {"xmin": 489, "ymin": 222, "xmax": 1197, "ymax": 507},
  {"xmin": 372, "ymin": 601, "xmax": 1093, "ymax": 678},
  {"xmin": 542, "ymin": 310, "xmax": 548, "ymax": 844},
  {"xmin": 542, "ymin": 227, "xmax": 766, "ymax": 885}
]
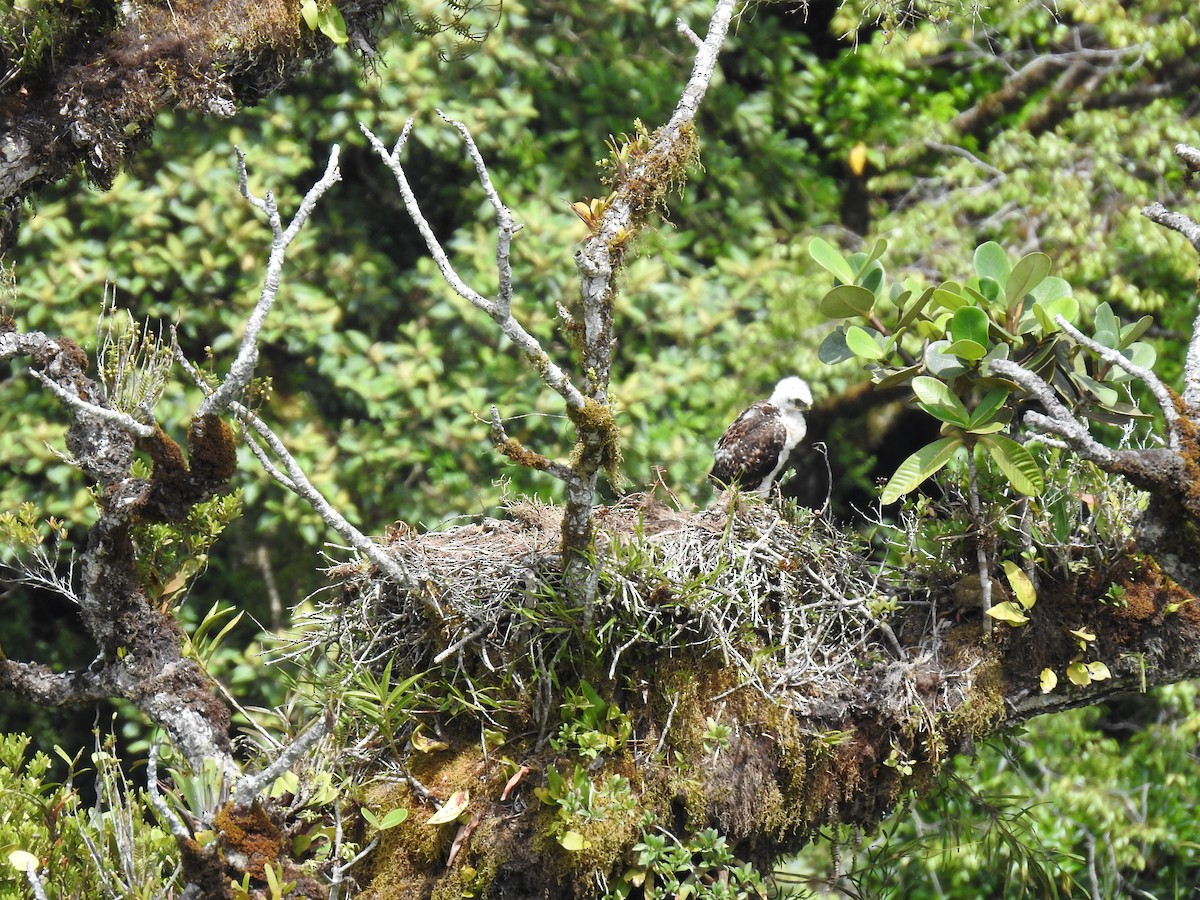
[{"xmin": 299, "ymin": 495, "xmax": 979, "ymax": 742}]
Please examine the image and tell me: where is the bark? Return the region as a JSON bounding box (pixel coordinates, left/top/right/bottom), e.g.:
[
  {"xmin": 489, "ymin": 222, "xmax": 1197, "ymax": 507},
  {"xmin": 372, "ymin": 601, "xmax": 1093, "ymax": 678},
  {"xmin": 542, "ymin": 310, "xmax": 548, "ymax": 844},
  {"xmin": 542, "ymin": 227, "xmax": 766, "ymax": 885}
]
[{"xmin": 0, "ymin": 0, "xmax": 397, "ymax": 253}]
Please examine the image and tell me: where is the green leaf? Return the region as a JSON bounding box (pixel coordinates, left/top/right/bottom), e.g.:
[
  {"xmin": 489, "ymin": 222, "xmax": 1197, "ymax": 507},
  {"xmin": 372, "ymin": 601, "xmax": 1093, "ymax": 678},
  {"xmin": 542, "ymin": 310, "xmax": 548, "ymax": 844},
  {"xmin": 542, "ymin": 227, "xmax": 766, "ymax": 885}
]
[
  {"xmin": 932, "ymin": 285, "xmax": 968, "ymax": 313},
  {"xmin": 426, "ymin": 789, "xmax": 469, "ymax": 825},
  {"xmin": 317, "ymin": 3, "xmax": 350, "ymax": 44},
  {"xmin": 896, "ymin": 286, "xmax": 935, "ymax": 329},
  {"xmin": 880, "ymin": 437, "xmax": 962, "ymax": 504},
  {"xmin": 301, "ymin": 0, "xmax": 319, "ymax": 29},
  {"xmin": 974, "ymin": 241, "xmax": 1010, "ymax": 286},
  {"xmin": 377, "ymin": 807, "xmax": 410, "ymax": 829},
  {"xmin": 1123, "ymin": 341, "xmax": 1156, "ymax": 371},
  {"xmin": 978, "ymin": 434, "xmax": 1044, "ymax": 496},
  {"xmin": 1029, "ymin": 276, "xmax": 1072, "ymax": 305},
  {"xmin": 977, "ymin": 276, "xmax": 1002, "ymax": 307},
  {"xmin": 874, "ymin": 365, "xmax": 920, "ymax": 389},
  {"xmin": 912, "ymin": 378, "xmax": 972, "ymax": 425},
  {"xmin": 1094, "ymin": 302, "xmax": 1120, "ymax": 341},
  {"xmin": 819, "ymin": 284, "xmax": 876, "ymax": 319},
  {"xmin": 1033, "ymin": 295, "xmax": 1079, "ymax": 334},
  {"xmin": 845, "ymin": 325, "xmax": 885, "ymax": 360},
  {"xmin": 1086, "ymin": 661, "xmax": 1112, "ymax": 681},
  {"xmin": 818, "ymin": 328, "xmax": 854, "ymax": 365},
  {"xmin": 1006, "ymin": 252, "xmax": 1051, "ymax": 307},
  {"xmin": 1119, "ymin": 315, "xmax": 1154, "ymax": 347},
  {"xmin": 950, "ymin": 305, "xmax": 990, "ymax": 347},
  {"xmin": 1040, "ymin": 668, "xmax": 1058, "ymax": 693},
  {"xmin": 809, "ymin": 237, "xmax": 855, "ymax": 284},
  {"xmin": 1073, "ymin": 372, "xmax": 1119, "ymax": 408},
  {"xmin": 860, "ymin": 261, "xmax": 885, "ymax": 295},
  {"xmin": 7, "ymin": 850, "xmax": 38, "ymax": 873},
  {"xmin": 967, "ymin": 387, "xmax": 1010, "ymax": 429},
  {"xmin": 946, "ymin": 339, "xmax": 987, "ymax": 362},
  {"xmin": 859, "ymin": 238, "xmax": 888, "ymax": 274},
  {"xmin": 1001, "ymin": 560, "xmax": 1036, "ymax": 610},
  {"xmin": 924, "ymin": 340, "xmax": 968, "ymax": 378},
  {"xmin": 986, "ymin": 601, "xmax": 1029, "ymax": 626}
]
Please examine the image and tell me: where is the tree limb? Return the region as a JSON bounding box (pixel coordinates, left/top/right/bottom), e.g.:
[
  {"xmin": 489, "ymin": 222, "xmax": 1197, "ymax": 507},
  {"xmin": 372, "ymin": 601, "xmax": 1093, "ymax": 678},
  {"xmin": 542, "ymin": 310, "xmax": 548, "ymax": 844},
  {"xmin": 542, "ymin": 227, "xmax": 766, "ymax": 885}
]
[{"xmin": 199, "ymin": 145, "xmax": 342, "ymax": 417}]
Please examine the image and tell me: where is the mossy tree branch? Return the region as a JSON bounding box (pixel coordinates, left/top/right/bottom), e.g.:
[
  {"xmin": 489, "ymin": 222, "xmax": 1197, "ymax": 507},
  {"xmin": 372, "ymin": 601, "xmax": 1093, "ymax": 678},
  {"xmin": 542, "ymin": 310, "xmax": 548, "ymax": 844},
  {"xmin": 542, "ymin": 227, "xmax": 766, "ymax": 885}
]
[{"xmin": 0, "ymin": 0, "xmax": 397, "ymax": 254}]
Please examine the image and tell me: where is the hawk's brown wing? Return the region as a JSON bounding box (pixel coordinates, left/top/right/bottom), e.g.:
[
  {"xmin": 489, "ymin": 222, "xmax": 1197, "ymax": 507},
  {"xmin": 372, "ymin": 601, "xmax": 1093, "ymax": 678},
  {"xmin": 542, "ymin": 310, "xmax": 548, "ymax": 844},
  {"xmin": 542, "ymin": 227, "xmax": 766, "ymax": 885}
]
[{"xmin": 710, "ymin": 401, "xmax": 786, "ymax": 492}]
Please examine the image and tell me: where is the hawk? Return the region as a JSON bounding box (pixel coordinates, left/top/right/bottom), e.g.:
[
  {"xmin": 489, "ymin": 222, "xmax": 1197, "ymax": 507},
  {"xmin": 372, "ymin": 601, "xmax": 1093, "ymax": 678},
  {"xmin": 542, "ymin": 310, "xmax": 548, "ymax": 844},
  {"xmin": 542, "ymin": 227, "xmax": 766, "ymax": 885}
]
[{"xmin": 711, "ymin": 376, "xmax": 813, "ymax": 496}]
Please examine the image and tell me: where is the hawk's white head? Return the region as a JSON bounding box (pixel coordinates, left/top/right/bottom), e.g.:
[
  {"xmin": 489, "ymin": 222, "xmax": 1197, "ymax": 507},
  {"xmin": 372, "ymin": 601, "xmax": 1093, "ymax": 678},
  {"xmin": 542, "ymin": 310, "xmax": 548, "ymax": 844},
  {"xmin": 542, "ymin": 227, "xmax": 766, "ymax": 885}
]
[{"xmin": 769, "ymin": 376, "xmax": 813, "ymax": 415}]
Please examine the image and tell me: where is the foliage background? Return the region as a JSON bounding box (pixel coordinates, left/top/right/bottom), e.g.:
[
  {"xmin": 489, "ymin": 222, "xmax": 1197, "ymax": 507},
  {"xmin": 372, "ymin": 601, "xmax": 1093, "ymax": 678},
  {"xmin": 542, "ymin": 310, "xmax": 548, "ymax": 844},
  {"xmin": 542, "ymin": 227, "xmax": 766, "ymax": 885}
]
[{"xmin": 6, "ymin": 0, "xmax": 1200, "ymax": 894}]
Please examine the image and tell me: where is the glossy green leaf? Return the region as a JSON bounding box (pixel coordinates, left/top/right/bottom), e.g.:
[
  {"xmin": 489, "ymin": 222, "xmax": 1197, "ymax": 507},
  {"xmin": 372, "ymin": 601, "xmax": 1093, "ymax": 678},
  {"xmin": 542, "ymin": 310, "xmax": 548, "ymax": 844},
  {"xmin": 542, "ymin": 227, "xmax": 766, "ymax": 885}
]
[
  {"xmin": 1029, "ymin": 276, "xmax": 1072, "ymax": 304},
  {"xmin": 1006, "ymin": 252, "xmax": 1051, "ymax": 307},
  {"xmin": 860, "ymin": 261, "xmax": 885, "ymax": 295},
  {"xmin": 860, "ymin": 237, "xmax": 888, "ymax": 274},
  {"xmin": 560, "ymin": 831, "xmax": 590, "ymax": 852},
  {"xmin": 1086, "ymin": 661, "xmax": 1112, "ymax": 681},
  {"xmin": 301, "ymin": 0, "xmax": 319, "ymax": 29},
  {"xmin": 317, "ymin": 3, "xmax": 350, "ymax": 44},
  {"xmin": 880, "ymin": 437, "xmax": 962, "ymax": 504},
  {"xmin": 845, "ymin": 325, "xmax": 885, "ymax": 360},
  {"xmin": 896, "ymin": 286, "xmax": 934, "ymax": 329},
  {"xmin": 1123, "ymin": 341, "xmax": 1156, "ymax": 371},
  {"xmin": 809, "ymin": 237, "xmax": 855, "ymax": 284},
  {"xmin": 1073, "ymin": 372, "xmax": 1119, "ymax": 407},
  {"xmin": 974, "ymin": 241, "xmax": 1010, "ymax": 285},
  {"xmin": 912, "ymin": 375, "xmax": 962, "ymax": 410},
  {"xmin": 950, "ymin": 305, "xmax": 990, "ymax": 346},
  {"xmin": 819, "ymin": 284, "xmax": 876, "ymax": 319},
  {"xmin": 978, "ymin": 434, "xmax": 1044, "ymax": 496},
  {"xmin": 1066, "ymin": 661, "xmax": 1091, "ymax": 687},
  {"xmin": 932, "ymin": 285, "xmax": 967, "ymax": 313},
  {"xmin": 946, "ymin": 339, "xmax": 987, "ymax": 361},
  {"xmin": 1094, "ymin": 302, "xmax": 1120, "ymax": 341},
  {"xmin": 977, "ymin": 276, "xmax": 1002, "ymax": 307},
  {"xmin": 1033, "ymin": 295, "xmax": 1079, "ymax": 334}
]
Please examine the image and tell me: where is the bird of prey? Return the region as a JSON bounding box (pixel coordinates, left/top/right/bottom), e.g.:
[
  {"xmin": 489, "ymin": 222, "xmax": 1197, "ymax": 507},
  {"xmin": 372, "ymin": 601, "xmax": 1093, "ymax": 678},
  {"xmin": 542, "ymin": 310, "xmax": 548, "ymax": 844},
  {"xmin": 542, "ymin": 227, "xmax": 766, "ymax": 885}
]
[{"xmin": 711, "ymin": 376, "xmax": 813, "ymax": 496}]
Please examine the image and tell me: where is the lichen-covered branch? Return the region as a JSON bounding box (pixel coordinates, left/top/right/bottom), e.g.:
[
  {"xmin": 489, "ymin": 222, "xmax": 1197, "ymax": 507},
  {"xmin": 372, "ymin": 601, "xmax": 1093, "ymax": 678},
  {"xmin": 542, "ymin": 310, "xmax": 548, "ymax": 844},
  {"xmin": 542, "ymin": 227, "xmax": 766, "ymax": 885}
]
[
  {"xmin": 989, "ymin": 359, "xmax": 1116, "ymax": 465},
  {"xmin": 0, "ymin": 325, "xmax": 238, "ymax": 778},
  {"xmin": 200, "ymin": 145, "xmax": 342, "ymax": 417},
  {"xmin": 1054, "ymin": 315, "xmax": 1181, "ymax": 447},
  {"xmin": 1143, "ymin": 144, "xmax": 1200, "ymax": 411}
]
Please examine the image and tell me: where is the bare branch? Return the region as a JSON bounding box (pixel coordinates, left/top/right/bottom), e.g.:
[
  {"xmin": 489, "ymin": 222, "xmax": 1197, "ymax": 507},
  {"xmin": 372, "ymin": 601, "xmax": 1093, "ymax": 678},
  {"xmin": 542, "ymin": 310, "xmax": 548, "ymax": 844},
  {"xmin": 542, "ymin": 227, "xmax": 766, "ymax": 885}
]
[
  {"xmin": 360, "ymin": 120, "xmax": 584, "ymax": 412},
  {"xmin": 438, "ymin": 110, "xmax": 521, "ymax": 314},
  {"xmin": 1054, "ymin": 314, "xmax": 1179, "ymax": 448},
  {"xmin": 1143, "ymin": 144, "xmax": 1200, "ymax": 410},
  {"xmin": 676, "ymin": 18, "xmax": 703, "ymax": 49},
  {"xmin": 200, "ymin": 145, "xmax": 342, "ymax": 417},
  {"xmin": 1142, "ymin": 201, "xmax": 1200, "ymax": 254},
  {"xmin": 230, "ymin": 399, "xmax": 435, "ymax": 606},
  {"xmin": 1175, "ymin": 142, "xmax": 1200, "ymax": 172},
  {"xmin": 989, "ymin": 359, "xmax": 1117, "ymax": 464},
  {"xmin": 233, "ymin": 715, "xmax": 330, "ymax": 807},
  {"xmin": 27, "ymin": 368, "xmax": 155, "ymax": 438}
]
